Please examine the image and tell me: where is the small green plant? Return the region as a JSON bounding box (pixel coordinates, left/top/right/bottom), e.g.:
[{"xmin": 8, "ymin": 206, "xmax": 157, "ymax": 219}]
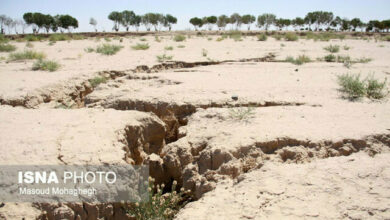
[
  {"xmin": 164, "ymin": 46, "xmax": 174, "ymax": 51},
  {"xmin": 25, "ymin": 42, "xmax": 34, "ymax": 48},
  {"xmin": 272, "ymin": 34, "xmax": 282, "ymax": 41},
  {"xmin": 324, "ymin": 44, "xmax": 340, "ymax": 53},
  {"xmin": 366, "ymin": 76, "xmax": 388, "ymax": 99},
  {"xmin": 156, "ymin": 54, "xmax": 173, "ymax": 62},
  {"xmin": 207, "ymin": 37, "xmax": 213, "ymax": 41},
  {"xmin": 284, "ymin": 32, "xmax": 298, "ymax": 41},
  {"xmin": 229, "ymin": 31, "xmax": 242, "ymax": 42},
  {"xmin": 343, "ymin": 45, "xmax": 350, "ymax": 50},
  {"xmin": 285, "ymin": 55, "xmax": 311, "ymax": 65},
  {"xmin": 8, "ymin": 50, "xmax": 46, "ymax": 61},
  {"xmin": 324, "ymin": 54, "xmax": 336, "ymax": 62},
  {"xmin": 280, "ymin": 43, "xmax": 285, "ymax": 47},
  {"xmin": 0, "ymin": 43, "xmax": 16, "ymax": 52},
  {"xmin": 229, "ymin": 107, "xmax": 256, "ymax": 120},
  {"xmin": 84, "ymin": 47, "xmax": 94, "ymax": 53},
  {"xmin": 24, "ymin": 35, "xmax": 42, "ymax": 42},
  {"xmin": 126, "ymin": 178, "xmax": 189, "ymax": 220},
  {"xmin": 140, "ymin": 38, "xmax": 147, "ymax": 42},
  {"xmin": 49, "ymin": 34, "xmax": 71, "ymax": 42},
  {"xmin": 337, "ymin": 74, "xmax": 366, "ymax": 99},
  {"xmin": 89, "ymin": 76, "xmax": 107, "ymax": 88},
  {"xmin": 355, "ymin": 57, "xmax": 372, "ymax": 63},
  {"xmin": 96, "ymin": 44, "xmax": 123, "ymax": 55},
  {"xmin": 216, "ymin": 37, "xmax": 224, "ymax": 42},
  {"xmin": 257, "ymin": 34, "xmax": 267, "ymax": 41},
  {"xmin": 132, "ymin": 43, "xmax": 150, "ymax": 50},
  {"xmin": 155, "ymin": 36, "xmax": 161, "ymax": 42},
  {"xmin": 104, "ymin": 37, "xmax": 111, "ymax": 42},
  {"xmin": 202, "ymin": 48, "xmax": 208, "ymax": 57},
  {"xmin": 32, "ymin": 59, "xmax": 60, "ymax": 72},
  {"xmin": 173, "ymin": 34, "xmax": 186, "ymax": 42},
  {"xmin": 337, "ymin": 74, "xmax": 387, "ymax": 100},
  {"xmin": 177, "ymin": 45, "xmax": 185, "ymax": 48},
  {"xmin": 381, "ymin": 35, "xmax": 390, "ymax": 41},
  {"xmin": 0, "ymin": 34, "xmax": 9, "ymax": 43},
  {"xmin": 48, "ymin": 41, "xmax": 55, "ymax": 46}
]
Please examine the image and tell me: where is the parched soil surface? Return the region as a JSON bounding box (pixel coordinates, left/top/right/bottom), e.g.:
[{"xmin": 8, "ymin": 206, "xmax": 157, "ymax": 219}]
[{"xmin": 0, "ymin": 34, "xmax": 389, "ymax": 219}]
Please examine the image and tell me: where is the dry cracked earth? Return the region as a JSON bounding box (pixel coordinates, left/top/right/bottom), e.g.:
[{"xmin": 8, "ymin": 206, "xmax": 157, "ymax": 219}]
[{"xmin": 0, "ymin": 34, "xmax": 390, "ymax": 219}]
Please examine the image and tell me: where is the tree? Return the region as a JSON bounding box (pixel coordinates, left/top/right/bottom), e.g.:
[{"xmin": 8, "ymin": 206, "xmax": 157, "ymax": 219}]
[
  {"xmin": 0, "ymin": 15, "xmax": 8, "ymax": 34},
  {"xmin": 330, "ymin": 16, "xmax": 342, "ymax": 31},
  {"xmin": 350, "ymin": 18, "xmax": 363, "ymax": 31},
  {"xmin": 4, "ymin": 17, "xmax": 13, "ymax": 34},
  {"xmin": 217, "ymin": 15, "xmax": 229, "ymax": 30},
  {"xmin": 51, "ymin": 15, "xmax": 60, "ymax": 32},
  {"xmin": 23, "ymin": 12, "xmax": 36, "ymax": 33},
  {"xmin": 257, "ymin": 13, "xmax": 276, "ymax": 31},
  {"xmin": 241, "ymin": 14, "xmax": 255, "ymax": 30},
  {"xmin": 304, "ymin": 12, "xmax": 316, "ymax": 31},
  {"xmin": 42, "ymin": 14, "xmax": 54, "ymax": 33},
  {"xmin": 206, "ymin": 16, "xmax": 217, "ymax": 30},
  {"xmin": 341, "ymin": 18, "xmax": 350, "ymax": 31},
  {"xmin": 121, "ymin": 10, "xmax": 135, "ymax": 31},
  {"xmin": 164, "ymin": 14, "xmax": 177, "ymax": 31},
  {"xmin": 89, "ymin": 17, "xmax": 97, "ymax": 32},
  {"xmin": 108, "ymin": 11, "xmax": 122, "ymax": 31},
  {"xmin": 383, "ymin": 19, "xmax": 390, "ymax": 32},
  {"xmin": 230, "ymin": 13, "xmax": 242, "ymax": 30},
  {"xmin": 141, "ymin": 14, "xmax": 151, "ymax": 31},
  {"xmin": 189, "ymin": 17, "xmax": 203, "ymax": 30},
  {"xmin": 275, "ymin": 18, "xmax": 290, "ymax": 30},
  {"xmin": 292, "ymin": 17, "xmax": 304, "ymax": 31},
  {"xmin": 132, "ymin": 15, "xmax": 141, "ymax": 31},
  {"xmin": 58, "ymin": 15, "xmax": 78, "ymax": 32}
]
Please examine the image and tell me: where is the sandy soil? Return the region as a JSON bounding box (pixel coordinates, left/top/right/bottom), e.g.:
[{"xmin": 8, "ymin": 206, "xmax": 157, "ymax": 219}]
[{"xmin": 0, "ymin": 34, "xmax": 389, "ymax": 219}]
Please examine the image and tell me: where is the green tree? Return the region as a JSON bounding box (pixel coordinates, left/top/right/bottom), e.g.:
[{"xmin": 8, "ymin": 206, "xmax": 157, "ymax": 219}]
[
  {"xmin": 89, "ymin": 17, "xmax": 97, "ymax": 32},
  {"xmin": 108, "ymin": 11, "xmax": 122, "ymax": 31},
  {"xmin": 292, "ymin": 17, "xmax": 304, "ymax": 30},
  {"xmin": 257, "ymin": 13, "xmax": 276, "ymax": 31},
  {"xmin": 58, "ymin": 15, "xmax": 78, "ymax": 32},
  {"xmin": 383, "ymin": 19, "xmax": 390, "ymax": 32},
  {"xmin": 132, "ymin": 15, "xmax": 142, "ymax": 31},
  {"xmin": 341, "ymin": 18, "xmax": 350, "ymax": 31},
  {"xmin": 42, "ymin": 14, "xmax": 54, "ymax": 33},
  {"xmin": 350, "ymin": 18, "xmax": 363, "ymax": 31},
  {"xmin": 164, "ymin": 14, "xmax": 177, "ymax": 31},
  {"xmin": 217, "ymin": 15, "xmax": 229, "ymax": 30},
  {"xmin": 121, "ymin": 10, "xmax": 135, "ymax": 31},
  {"xmin": 330, "ymin": 16, "xmax": 342, "ymax": 31},
  {"xmin": 230, "ymin": 13, "xmax": 242, "ymax": 30},
  {"xmin": 241, "ymin": 14, "xmax": 255, "ymax": 30},
  {"xmin": 304, "ymin": 12, "xmax": 316, "ymax": 31},
  {"xmin": 206, "ymin": 16, "xmax": 217, "ymax": 30},
  {"xmin": 189, "ymin": 17, "xmax": 203, "ymax": 30}
]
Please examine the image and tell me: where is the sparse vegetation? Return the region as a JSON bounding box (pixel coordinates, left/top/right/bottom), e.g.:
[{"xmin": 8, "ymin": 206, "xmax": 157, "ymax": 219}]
[
  {"xmin": 157, "ymin": 54, "xmax": 173, "ymax": 62},
  {"xmin": 25, "ymin": 42, "xmax": 34, "ymax": 48},
  {"xmin": 343, "ymin": 45, "xmax": 350, "ymax": 50},
  {"xmin": 229, "ymin": 107, "xmax": 256, "ymax": 120},
  {"xmin": 285, "ymin": 55, "xmax": 311, "ymax": 65},
  {"xmin": 202, "ymin": 48, "xmax": 208, "ymax": 57},
  {"xmin": 84, "ymin": 47, "xmax": 94, "ymax": 53},
  {"xmin": 89, "ymin": 76, "xmax": 107, "ymax": 88},
  {"xmin": 32, "ymin": 59, "xmax": 60, "ymax": 72},
  {"xmin": 337, "ymin": 74, "xmax": 388, "ymax": 100},
  {"xmin": 164, "ymin": 46, "xmax": 174, "ymax": 51},
  {"xmin": 0, "ymin": 43, "xmax": 16, "ymax": 52},
  {"xmin": 8, "ymin": 50, "xmax": 46, "ymax": 61},
  {"xmin": 96, "ymin": 44, "xmax": 123, "ymax": 55},
  {"xmin": 324, "ymin": 44, "xmax": 340, "ymax": 53},
  {"xmin": 177, "ymin": 45, "xmax": 185, "ymax": 48},
  {"xmin": 49, "ymin": 34, "xmax": 71, "ymax": 42},
  {"xmin": 257, "ymin": 34, "xmax": 267, "ymax": 41},
  {"xmin": 126, "ymin": 178, "xmax": 189, "ymax": 220},
  {"xmin": 284, "ymin": 32, "xmax": 298, "ymax": 41},
  {"xmin": 324, "ymin": 54, "xmax": 336, "ymax": 62},
  {"xmin": 140, "ymin": 38, "xmax": 147, "ymax": 42},
  {"xmin": 155, "ymin": 36, "xmax": 161, "ymax": 42},
  {"xmin": 104, "ymin": 37, "xmax": 111, "ymax": 42},
  {"xmin": 132, "ymin": 43, "xmax": 150, "ymax": 50},
  {"xmin": 173, "ymin": 34, "xmax": 186, "ymax": 42}
]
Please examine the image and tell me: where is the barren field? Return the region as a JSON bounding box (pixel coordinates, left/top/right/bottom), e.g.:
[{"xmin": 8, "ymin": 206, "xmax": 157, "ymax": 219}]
[{"xmin": 0, "ymin": 33, "xmax": 389, "ymax": 219}]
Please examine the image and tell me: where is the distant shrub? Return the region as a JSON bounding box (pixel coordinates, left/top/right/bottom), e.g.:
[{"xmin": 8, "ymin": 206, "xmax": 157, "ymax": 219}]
[
  {"xmin": 324, "ymin": 44, "xmax": 340, "ymax": 53},
  {"xmin": 355, "ymin": 57, "xmax": 372, "ymax": 63},
  {"xmin": 173, "ymin": 34, "xmax": 186, "ymax": 42},
  {"xmin": 382, "ymin": 35, "xmax": 390, "ymax": 41},
  {"xmin": 164, "ymin": 46, "xmax": 174, "ymax": 51},
  {"xmin": 140, "ymin": 38, "xmax": 147, "ymax": 41},
  {"xmin": 89, "ymin": 76, "xmax": 107, "ymax": 88},
  {"xmin": 96, "ymin": 44, "xmax": 123, "ymax": 55},
  {"xmin": 229, "ymin": 107, "xmax": 255, "ymax": 120},
  {"xmin": 272, "ymin": 34, "xmax": 282, "ymax": 41},
  {"xmin": 25, "ymin": 42, "xmax": 34, "ymax": 48},
  {"xmin": 0, "ymin": 43, "xmax": 16, "ymax": 52},
  {"xmin": 104, "ymin": 37, "xmax": 111, "ymax": 42},
  {"xmin": 285, "ymin": 55, "xmax": 311, "ymax": 65},
  {"xmin": 24, "ymin": 35, "xmax": 42, "ymax": 42},
  {"xmin": 84, "ymin": 47, "xmax": 94, "ymax": 53},
  {"xmin": 343, "ymin": 45, "xmax": 350, "ymax": 50},
  {"xmin": 202, "ymin": 48, "xmax": 208, "ymax": 57},
  {"xmin": 337, "ymin": 74, "xmax": 388, "ymax": 100},
  {"xmin": 131, "ymin": 43, "xmax": 150, "ymax": 50},
  {"xmin": 257, "ymin": 34, "xmax": 267, "ymax": 41},
  {"xmin": 156, "ymin": 54, "xmax": 173, "ymax": 62},
  {"xmin": 227, "ymin": 31, "xmax": 242, "ymax": 41},
  {"xmin": 155, "ymin": 36, "xmax": 161, "ymax": 42},
  {"xmin": 284, "ymin": 33, "xmax": 298, "ymax": 41},
  {"xmin": 0, "ymin": 34, "xmax": 9, "ymax": 43},
  {"xmin": 32, "ymin": 59, "xmax": 60, "ymax": 72},
  {"xmin": 216, "ymin": 37, "xmax": 224, "ymax": 42},
  {"xmin": 324, "ymin": 54, "xmax": 336, "ymax": 62},
  {"xmin": 8, "ymin": 50, "xmax": 46, "ymax": 61},
  {"xmin": 71, "ymin": 35, "xmax": 85, "ymax": 40},
  {"xmin": 49, "ymin": 34, "xmax": 71, "ymax": 42},
  {"xmin": 177, "ymin": 45, "xmax": 185, "ymax": 48}
]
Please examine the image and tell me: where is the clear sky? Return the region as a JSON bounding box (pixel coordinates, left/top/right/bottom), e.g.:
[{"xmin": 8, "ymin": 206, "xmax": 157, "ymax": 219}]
[{"xmin": 0, "ymin": 0, "xmax": 389, "ymax": 32}]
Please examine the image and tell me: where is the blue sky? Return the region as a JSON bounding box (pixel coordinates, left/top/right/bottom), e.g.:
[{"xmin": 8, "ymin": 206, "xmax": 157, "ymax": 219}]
[{"xmin": 0, "ymin": 0, "xmax": 389, "ymax": 32}]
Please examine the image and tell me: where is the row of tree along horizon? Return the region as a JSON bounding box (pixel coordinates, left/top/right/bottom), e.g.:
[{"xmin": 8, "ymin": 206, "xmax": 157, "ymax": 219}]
[{"xmin": 0, "ymin": 11, "xmax": 389, "ymax": 35}]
